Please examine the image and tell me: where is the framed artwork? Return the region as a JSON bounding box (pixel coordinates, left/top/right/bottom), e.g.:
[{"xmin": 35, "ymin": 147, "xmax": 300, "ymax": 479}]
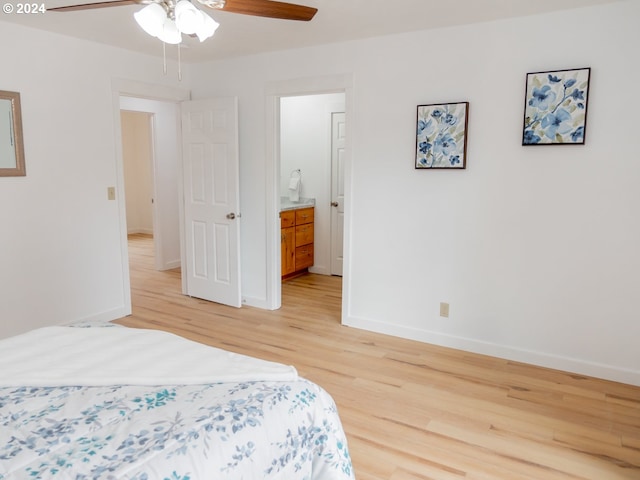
[
  {"xmin": 415, "ymin": 101, "xmax": 468, "ymax": 169},
  {"xmin": 522, "ymin": 67, "xmax": 590, "ymax": 145},
  {"xmin": 0, "ymin": 90, "xmax": 26, "ymax": 177}
]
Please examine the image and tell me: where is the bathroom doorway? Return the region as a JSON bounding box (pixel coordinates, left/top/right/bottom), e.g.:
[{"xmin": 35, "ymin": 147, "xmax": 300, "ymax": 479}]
[
  {"xmin": 279, "ymin": 92, "xmax": 346, "ymax": 290},
  {"xmin": 264, "ymin": 73, "xmax": 353, "ymax": 313}
]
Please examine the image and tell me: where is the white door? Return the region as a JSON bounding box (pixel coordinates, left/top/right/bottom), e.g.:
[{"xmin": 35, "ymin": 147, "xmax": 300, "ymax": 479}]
[
  {"xmin": 330, "ymin": 112, "xmax": 346, "ymax": 276},
  {"xmin": 181, "ymin": 97, "xmax": 241, "ymax": 307}
]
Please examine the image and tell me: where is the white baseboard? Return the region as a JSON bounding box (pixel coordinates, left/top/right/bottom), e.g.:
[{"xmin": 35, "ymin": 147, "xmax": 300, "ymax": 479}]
[
  {"xmin": 308, "ymin": 266, "xmax": 330, "ymax": 275},
  {"xmin": 161, "ymin": 260, "xmax": 181, "ymax": 270},
  {"xmin": 343, "ymin": 315, "xmax": 640, "ymax": 387},
  {"xmin": 242, "ymin": 295, "xmax": 273, "ymax": 310},
  {"xmin": 62, "ymin": 307, "xmax": 131, "ymax": 326}
]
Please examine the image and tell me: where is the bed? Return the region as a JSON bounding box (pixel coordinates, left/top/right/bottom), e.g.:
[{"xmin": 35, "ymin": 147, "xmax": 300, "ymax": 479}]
[{"xmin": 0, "ymin": 322, "xmax": 355, "ymax": 479}]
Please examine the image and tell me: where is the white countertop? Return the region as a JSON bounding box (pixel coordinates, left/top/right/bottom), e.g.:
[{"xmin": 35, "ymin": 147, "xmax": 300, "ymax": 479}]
[{"xmin": 280, "ymin": 197, "xmax": 315, "ymax": 211}]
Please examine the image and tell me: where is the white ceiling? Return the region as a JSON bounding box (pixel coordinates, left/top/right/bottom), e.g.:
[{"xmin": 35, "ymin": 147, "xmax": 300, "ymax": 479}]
[{"xmin": 1, "ymin": 0, "xmax": 621, "ymax": 63}]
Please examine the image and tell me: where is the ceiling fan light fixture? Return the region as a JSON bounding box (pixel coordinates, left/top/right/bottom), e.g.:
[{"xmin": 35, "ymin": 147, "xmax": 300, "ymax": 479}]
[
  {"xmin": 175, "ymin": 0, "xmax": 204, "ymax": 35},
  {"xmin": 133, "ymin": 3, "xmax": 166, "ymax": 37},
  {"xmin": 195, "ymin": 13, "xmax": 220, "ymax": 42},
  {"xmin": 157, "ymin": 17, "xmax": 183, "ymax": 44}
]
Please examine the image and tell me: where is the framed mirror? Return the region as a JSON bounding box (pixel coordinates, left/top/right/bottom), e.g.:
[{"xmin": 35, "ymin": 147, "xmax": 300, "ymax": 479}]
[{"xmin": 0, "ymin": 90, "xmax": 26, "ymax": 177}]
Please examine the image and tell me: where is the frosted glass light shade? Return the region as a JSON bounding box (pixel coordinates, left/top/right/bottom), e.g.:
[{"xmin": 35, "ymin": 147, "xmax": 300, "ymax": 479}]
[
  {"xmin": 133, "ymin": 3, "xmax": 166, "ymax": 37},
  {"xmin": 157, "ymin": 18, "xmax": 182, "ymax": 44},
  {"xmin": 175, "ymin": 0, "xmax": 203, "ymax": 35},
  {"xmin": 134, "ymin": 0, "xmax": 216, "ymax": 44},
  {"xmin": 195, "ymin": 13, "xmax": 219, "ymax": 42}
]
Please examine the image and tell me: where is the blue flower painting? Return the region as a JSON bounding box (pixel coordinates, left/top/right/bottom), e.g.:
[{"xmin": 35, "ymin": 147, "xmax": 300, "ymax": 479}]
[
  {"xmin": 522, "ymin": 67, "xmax": 590, "ymax": 145},
  {"xmin": 416, "ymin": 102, "xmax": 468, "ymax": 169}
]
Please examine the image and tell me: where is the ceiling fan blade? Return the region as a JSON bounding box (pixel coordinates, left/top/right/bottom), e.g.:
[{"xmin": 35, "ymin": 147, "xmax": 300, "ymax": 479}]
[
  {"xmin": 48, "ymin": 0, "xmax": 141, "ymax": 12},
  {"xmin": 214, "ymin": 0, "xmax": 317, "ymax": 21}
]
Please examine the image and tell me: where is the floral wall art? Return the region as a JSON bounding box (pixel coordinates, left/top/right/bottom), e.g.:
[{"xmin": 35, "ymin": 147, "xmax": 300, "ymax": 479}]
[
  {"xmin": 415, "ymin": 102, "xmax": 469, "ymax": 169},
  {"xmin": 522, "ymin": 67, "xmax": 590, "ymax": 145}
]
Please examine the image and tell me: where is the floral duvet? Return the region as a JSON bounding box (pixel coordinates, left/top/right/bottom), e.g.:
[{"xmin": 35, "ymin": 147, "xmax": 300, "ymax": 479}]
[{"xmin": 0, "ymin": 325, "xmax": 355, "ymax": 479}]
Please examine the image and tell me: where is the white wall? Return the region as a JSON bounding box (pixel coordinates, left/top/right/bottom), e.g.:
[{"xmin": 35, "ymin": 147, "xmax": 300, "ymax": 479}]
[
  {"xmin": 122, "ymin": 111, "xmax": 153, "ymax": 235},
  {"xmin": 0, "ymin": 21, "xmax": 186, "ymax": 338},
  {"xmin": 280, "ymin": 93, "xmax": 345, "ymax": 276},
  {"xmin": 189, "ymin": 0, "xmax": 640, "ymax": 385}
]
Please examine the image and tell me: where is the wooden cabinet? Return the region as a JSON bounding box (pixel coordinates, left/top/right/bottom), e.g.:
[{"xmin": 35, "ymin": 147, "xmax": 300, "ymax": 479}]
[
  {"xmin": 280, "ymin": 207, "xmax": 314, "ymax": 279},
  {"xmin": 281, "ymin": 212, "xmax": 296, "ymax": 277}
]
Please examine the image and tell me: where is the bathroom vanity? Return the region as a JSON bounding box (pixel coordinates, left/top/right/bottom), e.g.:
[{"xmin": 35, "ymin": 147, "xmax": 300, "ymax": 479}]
[{"xmin": 280, "ymin": 199, "xmax": 315, "ymax": 280}]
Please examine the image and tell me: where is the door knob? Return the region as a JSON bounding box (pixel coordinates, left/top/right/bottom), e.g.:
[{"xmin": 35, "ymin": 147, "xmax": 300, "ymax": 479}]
[
  {"xmin": 226, "ymin": 213, "xmax": 236, "ymax": 220},
  {"xmin": 331, "ymin": 201, "xmax": 339, "ymax": 207}
]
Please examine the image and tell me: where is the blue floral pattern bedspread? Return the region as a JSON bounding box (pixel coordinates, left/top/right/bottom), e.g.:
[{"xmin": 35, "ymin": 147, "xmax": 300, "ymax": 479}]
[{"xmin": 0, "ymin": 379, "xmax": 354, "ymax": 479}]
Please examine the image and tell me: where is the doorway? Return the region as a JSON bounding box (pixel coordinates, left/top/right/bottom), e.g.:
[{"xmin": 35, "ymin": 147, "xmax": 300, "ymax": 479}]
[
  {"xmin": 121, "ymin": 111, "xmax": 154, "ymax": 238},
  {"xmin": 119, "ymin": 96, "xmax": 182, "ymax": 273},
  {"xmin": 279, "ymin": 93, "xmax": 345, "ymax": 289},
  {"xmin": 111, "ymin": 80, "xmax": 189, "ymax": 315},
  {"xmin": 264, "ymin": 73, "xmax": 353, "ymax": 313},
  {"xmin": 121, "ymin": 110, "xmax": 157, "ymax": 283},
  {"xmin": 114, "ymin": 83, "xmax": 243, "ymax": 312}
]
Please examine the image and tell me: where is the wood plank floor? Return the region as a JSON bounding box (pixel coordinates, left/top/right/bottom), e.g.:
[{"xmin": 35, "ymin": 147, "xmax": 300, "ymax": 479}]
[{"xmin": 117, "ymin": 234, "xmax": 640, "ymax": 479}]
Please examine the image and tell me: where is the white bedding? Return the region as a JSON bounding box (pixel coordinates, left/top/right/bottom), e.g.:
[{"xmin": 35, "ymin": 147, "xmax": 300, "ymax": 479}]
[
  {"xmin": 0, "ymin": 325, "xmax": 297, "ymax": 387},
  {"xmin": 0, "ymin": 324, "xmax": 355, "ymax": 479}
]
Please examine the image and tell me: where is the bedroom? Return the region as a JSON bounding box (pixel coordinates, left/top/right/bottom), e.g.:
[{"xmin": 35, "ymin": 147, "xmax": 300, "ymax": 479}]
[{"xmin": 0, "ymin": 0, "xmax": 638, "ymax": 477}]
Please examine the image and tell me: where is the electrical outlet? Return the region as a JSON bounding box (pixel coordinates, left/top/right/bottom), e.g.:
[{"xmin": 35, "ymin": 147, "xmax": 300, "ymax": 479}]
[
  {"xmin": 107, "ymin": 186, "xmax": 116, "ymax": 201},
  {"xmin": 440, "ymin": 302, "xmax": 450, "ymax": 318}
]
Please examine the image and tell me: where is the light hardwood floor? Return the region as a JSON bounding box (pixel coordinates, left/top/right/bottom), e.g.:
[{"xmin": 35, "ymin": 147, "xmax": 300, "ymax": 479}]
[{"xmin": 117, "ymin": 234, "xmax": 640, "ymax": 479}]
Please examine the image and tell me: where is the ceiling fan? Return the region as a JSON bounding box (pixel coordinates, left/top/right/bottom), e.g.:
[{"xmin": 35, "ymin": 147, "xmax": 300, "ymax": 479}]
[
  {"xmin": 48, "ymin": 0, "xmax": 318, "ymax": 22},
  {"xmin": 48, "ymin": 0, "xmax": 317, "ymax": 77}
]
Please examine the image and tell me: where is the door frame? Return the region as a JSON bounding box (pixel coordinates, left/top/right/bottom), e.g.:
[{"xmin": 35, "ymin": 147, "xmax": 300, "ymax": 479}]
[
  {"xmin": 264, "ymin": 74, "xmax": 354, "ymax": 316},
  {"xmin": 110, "ymin": 79, "xmax": 190, "ymax": 314}
]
